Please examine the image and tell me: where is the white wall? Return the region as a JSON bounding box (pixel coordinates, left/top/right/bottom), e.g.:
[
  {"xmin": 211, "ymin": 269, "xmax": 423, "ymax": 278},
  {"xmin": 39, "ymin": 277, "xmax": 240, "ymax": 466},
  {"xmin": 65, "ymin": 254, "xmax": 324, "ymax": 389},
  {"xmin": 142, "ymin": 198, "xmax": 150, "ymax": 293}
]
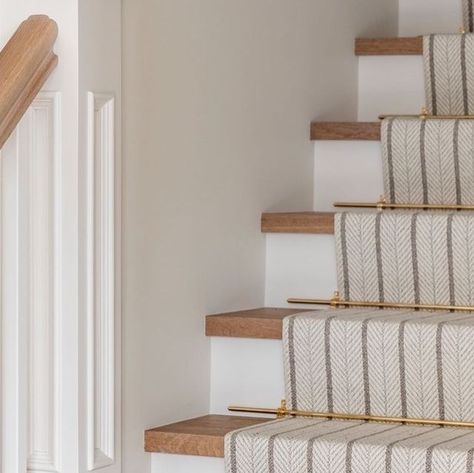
[{"xmin": 122, "ymin": 1, "xmax": 398, "ymax": 472}]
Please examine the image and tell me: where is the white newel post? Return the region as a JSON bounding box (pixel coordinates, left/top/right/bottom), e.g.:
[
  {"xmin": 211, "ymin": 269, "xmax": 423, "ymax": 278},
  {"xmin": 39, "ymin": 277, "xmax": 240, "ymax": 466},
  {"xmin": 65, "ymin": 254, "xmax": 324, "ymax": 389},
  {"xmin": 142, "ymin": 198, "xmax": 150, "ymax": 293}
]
[{"xmin": 0, "ymin": 2, "xmax": 121, "ymax": 473}]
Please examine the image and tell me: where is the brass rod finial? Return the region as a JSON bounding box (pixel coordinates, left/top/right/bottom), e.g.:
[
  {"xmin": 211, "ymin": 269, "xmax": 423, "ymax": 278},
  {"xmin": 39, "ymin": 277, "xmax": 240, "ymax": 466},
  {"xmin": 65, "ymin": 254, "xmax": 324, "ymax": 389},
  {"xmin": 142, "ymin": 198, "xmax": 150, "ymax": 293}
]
[
  {"xmin": 376, "ymin": 195, "xmax": 386, "ymax": 211},
  {"xmin": 460, "ymin": 26, "xmax": 467, "ymax": 34},
  {"xmin": 420, "ymin": 107, "xmax": 429, "ymax": 120},
  {"xmin": 277, "ymin": 400, "xmax": 287, "ymax": 417}
]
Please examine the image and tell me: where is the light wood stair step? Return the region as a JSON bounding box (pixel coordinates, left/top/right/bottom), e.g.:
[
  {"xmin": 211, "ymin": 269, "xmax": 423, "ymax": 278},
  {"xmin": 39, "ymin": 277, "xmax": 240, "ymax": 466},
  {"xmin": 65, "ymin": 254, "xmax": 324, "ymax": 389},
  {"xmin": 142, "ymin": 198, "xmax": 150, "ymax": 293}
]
[
  {"xmin": 355, "ymin": 36, "xmax": 423, "ymax": 56},
  {"xmin": 261, "ymin": 212, "xmax": 335, "ymax": 234},
  {"xmin": 311, "ymin": 121, "xmax": 380, "ymax": 141},
  {"xmin": 145, "ymin": 415, "xmax": 268, "ymax": 457},
  {"xmin": 206, "ymin": 308, "xmax": 312, "ymax": 339}
]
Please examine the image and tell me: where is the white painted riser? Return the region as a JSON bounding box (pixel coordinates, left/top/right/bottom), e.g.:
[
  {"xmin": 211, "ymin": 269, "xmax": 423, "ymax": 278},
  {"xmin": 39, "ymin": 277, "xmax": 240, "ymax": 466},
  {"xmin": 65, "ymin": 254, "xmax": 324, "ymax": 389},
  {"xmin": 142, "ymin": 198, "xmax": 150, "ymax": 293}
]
[
  {"xmin": 399, "ymin": 0, "xmax": 461, "ymax": 36},
  {"xmin": 358, "ymin": 56, "xmax": 424, "ymax": 121},
  {"xmin": 314, "ymin": 141, "xmax": 383, "ymax": 211},
  {"xmin": 265, "ymin": 234, "xmax": 337, "ymax": 306},
  {"xmin": 210, "ymin": 337, "xmax": 285, "ymax": 413},
  {"xmin": 152, "ymin": 454, "xmax": 224, "ymax": 473}
]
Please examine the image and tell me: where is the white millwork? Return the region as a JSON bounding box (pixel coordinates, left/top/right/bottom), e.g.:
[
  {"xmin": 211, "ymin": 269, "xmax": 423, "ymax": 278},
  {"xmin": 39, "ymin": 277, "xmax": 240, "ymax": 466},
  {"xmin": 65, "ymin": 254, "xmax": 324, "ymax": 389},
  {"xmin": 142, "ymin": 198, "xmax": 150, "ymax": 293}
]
[{"xmin": 0, "ymin": 2, "xmax": 121, "ymax": 473}]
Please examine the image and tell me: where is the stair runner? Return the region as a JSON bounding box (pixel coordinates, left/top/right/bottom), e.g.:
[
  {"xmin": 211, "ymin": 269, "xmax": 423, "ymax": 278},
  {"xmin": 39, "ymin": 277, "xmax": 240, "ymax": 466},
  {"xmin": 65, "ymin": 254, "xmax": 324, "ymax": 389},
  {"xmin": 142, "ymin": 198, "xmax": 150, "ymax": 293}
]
[
  {"xmin": 225, "ymin": 5, "xmax": 474, "ymax": 473},
  {"xmin": 465, "ymin": 0, "xmax": 474, "ymax": 33}
]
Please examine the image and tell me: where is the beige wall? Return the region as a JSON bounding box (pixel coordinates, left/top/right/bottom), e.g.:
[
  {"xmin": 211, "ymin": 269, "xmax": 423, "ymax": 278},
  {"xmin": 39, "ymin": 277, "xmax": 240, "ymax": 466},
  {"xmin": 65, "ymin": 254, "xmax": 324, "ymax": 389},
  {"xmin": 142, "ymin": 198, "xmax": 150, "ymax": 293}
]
[{"xmin": 122, "ymin": 1, "xmax": 398, "ymax": 471}]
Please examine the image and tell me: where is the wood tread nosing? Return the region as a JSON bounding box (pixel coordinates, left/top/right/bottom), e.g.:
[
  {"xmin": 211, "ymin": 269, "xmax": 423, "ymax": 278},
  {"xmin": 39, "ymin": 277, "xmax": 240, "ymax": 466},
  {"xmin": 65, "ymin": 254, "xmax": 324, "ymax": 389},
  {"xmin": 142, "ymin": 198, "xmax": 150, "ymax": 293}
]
[
  {"xmin": 261, "ymin": 212, "xmax": 335, "ymax": 234},
  {"xmin": 206, "ymin": 308, "xmax": 313, "ymax": 339},
  {"xmin": 355, "ymin": 36, "xmax": 423, "ymax": 56},
  {"xmin": 311, "ymin": 122, "xmax": 380, "ymax": 141},
  {"xmin": 145, "ymin": 415, "xmax": 268, "ymax": 457}
]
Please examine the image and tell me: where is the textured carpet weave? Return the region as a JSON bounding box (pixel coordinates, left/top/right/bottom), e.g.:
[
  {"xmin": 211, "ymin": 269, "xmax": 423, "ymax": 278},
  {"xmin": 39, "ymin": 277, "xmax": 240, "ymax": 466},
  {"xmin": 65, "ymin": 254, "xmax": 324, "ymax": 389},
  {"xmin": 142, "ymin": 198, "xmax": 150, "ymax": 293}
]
[
  {"xmin": 335, "ymin": 211, "xmax": 474, "ymax": 306},
  {"xmin": 381, "ymin": 117, "xmax": 474, "ymax": 205},
  {"xmin": 424, "ymin": 34, "xmax": 474, "ymax": 115},
  {"xmin": 464, "ymin": 0, "xmax": 474, "ymax": 33},
  {"xmin": 283, "ymin": 308, "xmax": 474, "ymax": 420},
  {"xmin": 225, "ymin": 417, "xmax": 474, "ymax": 473}
]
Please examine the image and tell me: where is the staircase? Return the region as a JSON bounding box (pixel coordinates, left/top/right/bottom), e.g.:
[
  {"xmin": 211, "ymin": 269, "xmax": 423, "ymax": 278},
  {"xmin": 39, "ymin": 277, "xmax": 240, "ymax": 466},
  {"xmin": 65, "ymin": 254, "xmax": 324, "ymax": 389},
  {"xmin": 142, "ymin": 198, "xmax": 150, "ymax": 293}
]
[{"xmin": 145, "ymin": 2, "xmax": 474, "ymax": 473}]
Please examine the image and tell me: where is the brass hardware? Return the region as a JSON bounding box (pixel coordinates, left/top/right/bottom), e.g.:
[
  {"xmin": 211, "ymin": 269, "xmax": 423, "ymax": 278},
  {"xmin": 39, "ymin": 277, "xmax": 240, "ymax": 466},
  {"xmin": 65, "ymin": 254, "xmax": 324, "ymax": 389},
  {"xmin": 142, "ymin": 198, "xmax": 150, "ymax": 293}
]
[
  {"xmin": 378, "ymin": 113, "xmax": 474, "ymax": 120},
  {"xmin": 333, "ymin": 200, "xmax": 474, "ymax": 211},
  {"xmin": 460, "ymin": 26, "xmax": 467, "ymax": 34},
  {"xmin": 228, "ymin": 401, "xmax": 474, "ymax": 429},
  {"xmin": 287, "ymin": 291, "xmax": 474, "ymax": 312},
  {"xmin": 277, "ymin": 400, "xmax": 287, "ymax": 418}
]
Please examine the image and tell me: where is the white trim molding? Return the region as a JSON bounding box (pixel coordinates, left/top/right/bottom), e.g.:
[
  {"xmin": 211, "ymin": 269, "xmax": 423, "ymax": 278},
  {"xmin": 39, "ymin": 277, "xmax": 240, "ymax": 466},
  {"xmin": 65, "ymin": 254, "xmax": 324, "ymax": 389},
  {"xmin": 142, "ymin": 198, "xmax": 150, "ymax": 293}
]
[
  {"xmin": 85, "ymin": 93, "xmax": 116, "ymax": 471},
  {"xmin": 26, "ymin": 92, "xmax": 62, "ymax": 473},
  {"xmin": 1, "ymin": 92, "xmax": 62, "ymax": 473}
]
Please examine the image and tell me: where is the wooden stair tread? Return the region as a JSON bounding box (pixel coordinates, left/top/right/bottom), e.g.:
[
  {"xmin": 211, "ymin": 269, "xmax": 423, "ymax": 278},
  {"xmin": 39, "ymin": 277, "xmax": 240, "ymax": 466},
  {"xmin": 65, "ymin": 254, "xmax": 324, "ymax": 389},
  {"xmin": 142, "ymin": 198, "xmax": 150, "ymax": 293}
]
[
  {"xmin": 262, "ymin": 212, "xmax": 335, "ymax": 234},
  {"xmin": 311, "ymin": 122, "xmax": 380, "ymax": 141},
  {"xmin": 206, "ymin": 307, "xmax": 312, "ymax": 339},
  {"xmin": 145, "ymin": 415, "xmax": 268, "ymax": 457},
  {"xmin": 355, "ymin": 36, "xmax": 423, "ymax": 56}
]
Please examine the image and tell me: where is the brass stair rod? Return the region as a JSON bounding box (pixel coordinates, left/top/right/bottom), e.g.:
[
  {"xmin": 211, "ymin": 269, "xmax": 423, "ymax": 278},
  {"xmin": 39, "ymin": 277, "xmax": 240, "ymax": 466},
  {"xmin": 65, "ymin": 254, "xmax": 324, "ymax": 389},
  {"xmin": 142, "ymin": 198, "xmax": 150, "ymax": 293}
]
[
  {"xmin": 379, "ymin": 113, "xmax": 474, "ymax": 120},
  {"xmin": 228, "ymin": 401, "xmax": 474, "ymax": 429},
  {"xmin": 333, "ymin": 201, "xmax": 474, "ymax": 211},
  {"xmin": 287, "ymin": 292, "xmax": 474, "ymax": 312},
  {"xmin": 379, "ymin": 106, "xmax": 474, "ymax": 121}
]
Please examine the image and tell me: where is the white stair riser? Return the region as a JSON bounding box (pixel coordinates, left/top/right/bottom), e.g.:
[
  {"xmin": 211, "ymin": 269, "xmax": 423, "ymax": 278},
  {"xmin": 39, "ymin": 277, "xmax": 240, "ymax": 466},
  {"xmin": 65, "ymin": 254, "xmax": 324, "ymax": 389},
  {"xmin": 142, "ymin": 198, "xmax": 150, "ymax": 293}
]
[
  {"xmin": 358, "ymin": 56, "xmax": 424, "ymax": 121},
  {"xmin": 314, "ymin": 141, "xmax": 383, "ymax": 211},
  {"xmin": 265, "ymin": 234, "xmax": 337, "ymax": 307},
  {"xmin": 210, "ymin": 337, "xmax": 285, "ymax": 414},
  {"xmin": 399, "ymin": 0, "xmax": 462, "ymax": 35},
  {"xmin": 152, "ymin": 454, "xmax": 224, "ymax": 473}
]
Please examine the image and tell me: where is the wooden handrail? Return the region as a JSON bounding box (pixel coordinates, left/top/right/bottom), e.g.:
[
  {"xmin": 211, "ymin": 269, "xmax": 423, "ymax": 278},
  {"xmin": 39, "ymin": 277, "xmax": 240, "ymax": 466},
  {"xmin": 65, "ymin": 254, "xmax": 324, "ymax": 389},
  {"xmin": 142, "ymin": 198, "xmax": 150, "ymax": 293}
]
[{"xmin": 0, "ymin": 15, "xmax": 58, "ymax": 149}]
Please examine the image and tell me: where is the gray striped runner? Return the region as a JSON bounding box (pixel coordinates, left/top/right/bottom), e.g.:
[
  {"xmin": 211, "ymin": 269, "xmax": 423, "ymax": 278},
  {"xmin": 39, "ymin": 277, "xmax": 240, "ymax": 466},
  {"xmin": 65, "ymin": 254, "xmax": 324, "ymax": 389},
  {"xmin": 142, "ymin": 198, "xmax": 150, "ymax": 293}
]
[
  {"xmin": 225, "ymin": 417, "xmax": 474, "ymax": 472},
  {"xmin": 283, "ymin": 309, "xmax": 474, "ymax": 421},
  {"xmin": 381, "ymin": 118, "xmax": 474, "ymax": 206},
  {"xmin": 424, "ymin": 34, "xmax": 474, "ymax": 116},
  {"xmin": 335, "ymin": 212, "xmax": 474, "ymax": 306}
]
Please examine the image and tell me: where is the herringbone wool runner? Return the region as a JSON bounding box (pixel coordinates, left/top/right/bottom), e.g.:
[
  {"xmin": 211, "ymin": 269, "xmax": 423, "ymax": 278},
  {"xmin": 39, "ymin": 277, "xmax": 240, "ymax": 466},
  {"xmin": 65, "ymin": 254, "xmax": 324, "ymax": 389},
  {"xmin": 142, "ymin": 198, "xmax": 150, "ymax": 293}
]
[
  {"xmin": 283, "ymin": 309, "xmax": 474, "ymax": 420},
  {"xmin": 424, "ymin": 34, "xmax": 474, "ymax": 115},
  {"xmin": 225, "ymin": 417, "xmax": 474, "ymax": 473},
  {"xmin": 381, "ymin": 117, "xmax": 474, "ymax": 205},
  {"xmin": 335, "ymin": 211, "xmax": 474, "ymax": 306}
]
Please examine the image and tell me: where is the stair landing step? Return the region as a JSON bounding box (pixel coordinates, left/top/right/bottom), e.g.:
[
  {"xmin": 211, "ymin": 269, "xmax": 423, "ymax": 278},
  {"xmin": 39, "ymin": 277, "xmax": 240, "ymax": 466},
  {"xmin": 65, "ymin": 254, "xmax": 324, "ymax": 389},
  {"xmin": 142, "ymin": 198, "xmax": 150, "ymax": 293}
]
[
  {"xmin": 145, "ymin": 415, "xmax": 268, "ymax": 457},
  {"xmin": 262, "ymin": 212, "xmax": 335, "ymax": 234},
  {"xmin": 311, "ymin": 122, "xmax": 380, "ymax": 141},
  {"xmin": 206, "ymin": 308, "xmax": 312, "ymax": 339},
  {"xmin": 355, "ymin": 36, "xmax": 423, "ymax": 56}
]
